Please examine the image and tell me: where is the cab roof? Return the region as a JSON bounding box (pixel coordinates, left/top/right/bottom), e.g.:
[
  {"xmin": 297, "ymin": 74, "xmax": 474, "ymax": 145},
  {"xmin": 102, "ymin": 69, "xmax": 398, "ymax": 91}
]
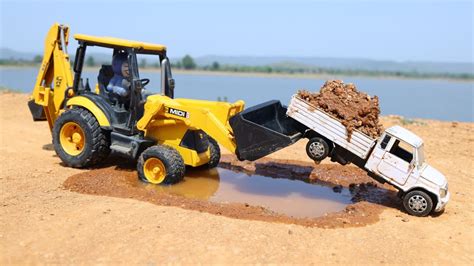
[
  {"xmin": 74, "ymin": 34, "xmax": 167, "ymax": 53},
  {"xmin": 386, "ymin": 125, "xmax": 423, "ymax": 148}
]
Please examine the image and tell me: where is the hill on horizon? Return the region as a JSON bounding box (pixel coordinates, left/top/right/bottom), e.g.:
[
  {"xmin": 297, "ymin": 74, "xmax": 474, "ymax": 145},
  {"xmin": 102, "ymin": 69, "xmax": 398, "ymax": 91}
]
[{"xmin": 1, "ymin": 48, "xmax": 472, "ymax": 75}]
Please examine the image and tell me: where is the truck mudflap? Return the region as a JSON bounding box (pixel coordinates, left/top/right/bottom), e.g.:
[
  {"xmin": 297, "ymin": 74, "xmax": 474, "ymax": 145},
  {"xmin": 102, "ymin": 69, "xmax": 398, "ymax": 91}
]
[{"xmin": 229, "ymin": 100, "xmax": 302, "ymax": 161}]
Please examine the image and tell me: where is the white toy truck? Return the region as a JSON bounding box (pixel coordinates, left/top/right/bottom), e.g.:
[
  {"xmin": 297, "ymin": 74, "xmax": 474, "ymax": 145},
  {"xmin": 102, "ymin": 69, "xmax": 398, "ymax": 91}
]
[{"xmin": 287, "ymin": 95, "xmax": 449, "ymax": 216}]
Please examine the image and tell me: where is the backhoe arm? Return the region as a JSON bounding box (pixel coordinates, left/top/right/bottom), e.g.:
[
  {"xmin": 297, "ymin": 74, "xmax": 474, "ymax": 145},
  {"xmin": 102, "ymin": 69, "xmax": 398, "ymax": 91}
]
[{"xmin": 31, "ymin": 23, "xmax": 74, "ymax": 130}]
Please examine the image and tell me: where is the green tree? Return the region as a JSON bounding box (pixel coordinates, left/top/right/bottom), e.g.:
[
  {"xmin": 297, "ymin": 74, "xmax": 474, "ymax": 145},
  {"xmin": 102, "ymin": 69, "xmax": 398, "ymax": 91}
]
[
  {"xmin": 181, "ymin": 55, "xmax": 196, "ymax": 70},
  {"xmin": 33, "ymin": 55, "xmax": 42, "ymax": 63},
  {"xmin": 86, "ymin": 56, "xmax": 95, "ymax": 67},
  {"xmin": 211, "ymin": 61, "xmax": 220, "ymax": 71}
]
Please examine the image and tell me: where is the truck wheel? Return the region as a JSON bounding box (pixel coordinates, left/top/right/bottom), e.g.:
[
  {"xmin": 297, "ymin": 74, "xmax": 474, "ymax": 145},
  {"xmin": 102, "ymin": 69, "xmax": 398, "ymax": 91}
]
[
  {"xmin": 205, "ymin": 137, "xmax": 221, "ymax": 168},
  {"xmin": 53, "ymin": 108, "xmax": 110, "ymax": 168},
  {"xmin": 403, "ymin": 190, "xmax": 434, "ymax": 217},
  {"xmin": 137, "ymin": 145, "xmax": 185, "ymax": 185},
  {"xmin": 306, "ymin": 137, "xmax": 330, "ymax": 161}
]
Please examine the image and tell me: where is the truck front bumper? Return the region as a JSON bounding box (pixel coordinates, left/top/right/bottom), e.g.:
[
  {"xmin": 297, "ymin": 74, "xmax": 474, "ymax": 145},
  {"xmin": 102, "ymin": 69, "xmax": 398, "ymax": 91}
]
[{"xmin": 435, "ymin": 191, "xmax": 450, "ymax": 212}]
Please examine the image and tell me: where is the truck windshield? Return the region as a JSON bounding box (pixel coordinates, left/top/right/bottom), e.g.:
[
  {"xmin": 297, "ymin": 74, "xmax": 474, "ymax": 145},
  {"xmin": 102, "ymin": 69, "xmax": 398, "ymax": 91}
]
[{"xmin": 417, "ymin": 144, "xmax": 425, "ymax": 166}]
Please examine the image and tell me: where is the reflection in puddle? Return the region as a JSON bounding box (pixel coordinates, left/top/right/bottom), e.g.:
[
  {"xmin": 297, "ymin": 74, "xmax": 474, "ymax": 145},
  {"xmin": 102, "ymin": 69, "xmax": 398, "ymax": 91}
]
[{"xmin": 138, "ymin": 167, "xmax": 352, "ymax": 218}]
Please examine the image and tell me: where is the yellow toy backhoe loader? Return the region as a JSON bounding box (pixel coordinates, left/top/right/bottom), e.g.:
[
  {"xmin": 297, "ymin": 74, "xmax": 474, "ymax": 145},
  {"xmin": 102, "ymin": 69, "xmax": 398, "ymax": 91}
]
[{"xmin": 29, "ymin": 23, "xmax": 303, "ymax": 184}]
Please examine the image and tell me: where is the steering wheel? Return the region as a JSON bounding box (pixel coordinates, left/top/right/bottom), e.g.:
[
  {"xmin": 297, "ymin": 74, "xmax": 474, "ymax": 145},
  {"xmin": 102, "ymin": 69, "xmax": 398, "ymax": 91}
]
[{"xmin": 140, "ymin": 78, "xmax": 150, "ymax": 87}]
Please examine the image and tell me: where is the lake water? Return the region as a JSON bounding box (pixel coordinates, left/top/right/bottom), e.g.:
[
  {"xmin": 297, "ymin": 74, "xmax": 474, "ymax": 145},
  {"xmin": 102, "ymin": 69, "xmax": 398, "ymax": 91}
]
[{"xmin": 1, "ymin": 67, "xmax": 472, "ymax": 122}]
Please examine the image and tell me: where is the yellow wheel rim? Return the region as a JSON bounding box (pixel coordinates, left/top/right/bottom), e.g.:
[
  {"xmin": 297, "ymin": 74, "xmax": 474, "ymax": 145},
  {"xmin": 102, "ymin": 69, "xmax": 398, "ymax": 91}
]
[
  {"xmin": 143, "ymin": 158, "xmax": 166, "ymax": 184},
  {"xmin": 59, "ymin": 122, "xmax": 85, "ymax": 156}
]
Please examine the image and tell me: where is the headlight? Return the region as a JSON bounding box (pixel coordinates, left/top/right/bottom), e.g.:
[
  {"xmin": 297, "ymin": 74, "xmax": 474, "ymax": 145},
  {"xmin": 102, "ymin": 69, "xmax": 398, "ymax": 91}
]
[{"xmin": 440, "ymin": 186, "xmax": 448, "ymax": 198}]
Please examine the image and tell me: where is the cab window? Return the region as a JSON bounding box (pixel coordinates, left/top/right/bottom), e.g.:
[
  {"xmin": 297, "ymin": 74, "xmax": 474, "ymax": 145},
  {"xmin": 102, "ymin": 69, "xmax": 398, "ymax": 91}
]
[
  {"xmin": 389, "ymin": 140, "xmax": 414, "ymax": 163},
  {"xmin": 135, "ymin": 53, "xmax": 161, "ymax": 93}
]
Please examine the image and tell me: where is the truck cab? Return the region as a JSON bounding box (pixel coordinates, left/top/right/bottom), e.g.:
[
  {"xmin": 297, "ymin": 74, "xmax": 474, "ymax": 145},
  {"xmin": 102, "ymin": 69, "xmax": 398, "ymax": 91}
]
[{"xmin": 365, "ymin": 125, "xmax": 449, "ymax": 216}]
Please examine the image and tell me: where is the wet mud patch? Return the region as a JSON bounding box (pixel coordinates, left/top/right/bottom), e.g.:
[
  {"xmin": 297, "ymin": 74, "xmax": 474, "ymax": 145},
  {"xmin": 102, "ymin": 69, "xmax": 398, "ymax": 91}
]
[{"xmin": 63, "ymin": 155, "xmax": 399, "ymax": 228}]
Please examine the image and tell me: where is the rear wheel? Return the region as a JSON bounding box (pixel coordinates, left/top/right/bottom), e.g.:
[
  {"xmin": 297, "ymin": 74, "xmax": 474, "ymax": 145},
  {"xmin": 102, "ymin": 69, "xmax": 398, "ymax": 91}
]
[
  {"xmin": 53, "ymin": 108, "xmax": 110, "ymax": 168},
  {"xmin": 137, "ymin": 145, "xmax": 185, "ymax": 185},
  {"xmin": 306, "ymin": 137, "xmax": 330, "ymax": 161},
  {"xmin": 403, "ymin": 190, "xmax": 434, "ymax": 217}
]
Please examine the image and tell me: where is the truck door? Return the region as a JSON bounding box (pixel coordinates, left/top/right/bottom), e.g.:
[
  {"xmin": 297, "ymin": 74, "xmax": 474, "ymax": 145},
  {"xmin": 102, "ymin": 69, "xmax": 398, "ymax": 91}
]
[{"xmin": 377, "ymin": 138, "xmax": 415, "ymax": 186}]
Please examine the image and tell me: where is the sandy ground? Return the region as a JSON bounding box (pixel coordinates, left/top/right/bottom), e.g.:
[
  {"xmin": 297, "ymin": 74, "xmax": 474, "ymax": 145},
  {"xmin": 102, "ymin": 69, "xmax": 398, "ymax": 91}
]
[{"xmin": 0, "ymin": 92, "xmax": 473, "ymax": 264}]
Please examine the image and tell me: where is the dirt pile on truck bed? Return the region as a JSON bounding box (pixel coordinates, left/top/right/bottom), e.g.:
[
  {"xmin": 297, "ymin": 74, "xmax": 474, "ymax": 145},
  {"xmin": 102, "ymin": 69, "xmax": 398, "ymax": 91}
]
[{"xmin": 297, "ymin": 80, "xmax": 383, "ymax": 140}]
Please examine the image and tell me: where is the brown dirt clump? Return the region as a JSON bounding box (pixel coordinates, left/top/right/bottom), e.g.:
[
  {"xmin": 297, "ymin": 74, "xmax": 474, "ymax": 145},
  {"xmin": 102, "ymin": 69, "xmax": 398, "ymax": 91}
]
[{"xmin": 297, "ymin": 80, "xmax": 384, "ymax": 140}]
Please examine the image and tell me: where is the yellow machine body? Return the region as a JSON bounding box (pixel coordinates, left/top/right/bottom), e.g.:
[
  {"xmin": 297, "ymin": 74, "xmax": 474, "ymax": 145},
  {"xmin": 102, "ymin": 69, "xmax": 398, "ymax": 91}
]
[
  {"xmin": 29, "ymin": 23, "xmax": 302, "ymax": 185},
  {"xmin": 137, "ymin": 95, "xmax": 244, "ymax": 166},
  {"xmin": 30, "ymin": 23, "xmax": 245, "ymax": 168}
]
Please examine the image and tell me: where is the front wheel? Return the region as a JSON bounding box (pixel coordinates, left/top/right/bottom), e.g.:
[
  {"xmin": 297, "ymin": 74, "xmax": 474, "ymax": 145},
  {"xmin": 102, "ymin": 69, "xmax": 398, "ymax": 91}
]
[
  {"xmin": 205, "ymin": 137, "xmax": 220, "ymax": 168},
  {"xmin": 403, "ymin": 190, "xmax": 434, "ymax": 217},
  {"xmin": 306, "ymin": 137, "xmax": 330, "ymax": 161},
  {"xmin": 137, "ymin": 145, "xmax": 185, "ymax": 185}
]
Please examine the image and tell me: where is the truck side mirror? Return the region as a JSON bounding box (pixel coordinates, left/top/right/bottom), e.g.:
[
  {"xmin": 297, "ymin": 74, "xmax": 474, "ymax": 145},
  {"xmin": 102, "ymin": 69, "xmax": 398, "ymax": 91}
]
[{"xmin": 380, "ymin": 135, "xmax": 391, "ymax": 149}]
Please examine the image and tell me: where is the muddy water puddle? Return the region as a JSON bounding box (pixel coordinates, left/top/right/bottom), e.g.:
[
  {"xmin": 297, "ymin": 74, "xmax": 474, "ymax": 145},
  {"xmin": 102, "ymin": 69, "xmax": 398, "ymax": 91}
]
[
  {"xmin": 137, "ymin": 167, "xmax": 352, "ymax": 218},
  {"xmin": 64, "ymin": 157, "xmax": 391, "ymax": 227}
]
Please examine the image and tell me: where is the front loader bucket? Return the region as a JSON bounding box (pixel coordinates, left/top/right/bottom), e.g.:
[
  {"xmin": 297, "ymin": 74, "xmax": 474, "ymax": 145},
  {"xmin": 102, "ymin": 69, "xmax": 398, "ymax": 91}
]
[{"xmin": 229, "ymin": 100, "xmax": 302, "ymax": 161}]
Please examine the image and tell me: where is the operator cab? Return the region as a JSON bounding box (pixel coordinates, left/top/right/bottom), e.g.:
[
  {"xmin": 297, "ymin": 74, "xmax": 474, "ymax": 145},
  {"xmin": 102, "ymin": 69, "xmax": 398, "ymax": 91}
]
[{"xmin": 71, "ymin": 34, "xmax": 175, "ymax": 135}]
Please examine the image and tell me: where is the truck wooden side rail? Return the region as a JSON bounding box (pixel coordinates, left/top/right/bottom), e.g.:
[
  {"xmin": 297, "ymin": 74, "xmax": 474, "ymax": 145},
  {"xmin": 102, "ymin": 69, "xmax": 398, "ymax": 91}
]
[{"xmin": 287, "ymin": 95, "xmax": 376, "ymax": 159}]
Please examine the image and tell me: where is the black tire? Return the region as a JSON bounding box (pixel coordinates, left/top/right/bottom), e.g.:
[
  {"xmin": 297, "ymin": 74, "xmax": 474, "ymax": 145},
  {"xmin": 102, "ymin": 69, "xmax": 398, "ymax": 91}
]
[
  {"xmin": 205, "ymin": 136, "xmax": 221, "ymax": 168},
  {"xmin": 52, "ymin": 108, "xmax": 110, "ymax": 168},
  {"xmin": 306, "ymin": 137, "xmax": 330, "ymax": 161},
  {"xmin": 403, "ymin": 190, "xmax": 434, "ymax": 217},
  {"xmin": 137, "ymin": 145, "xmax": 185, "ymax": 185}
]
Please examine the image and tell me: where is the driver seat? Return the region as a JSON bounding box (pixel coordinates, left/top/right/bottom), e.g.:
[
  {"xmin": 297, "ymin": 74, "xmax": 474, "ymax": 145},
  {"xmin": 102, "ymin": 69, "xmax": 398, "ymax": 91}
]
[
  {"xmin": 97, "ymin": 65, "xmax": 123, "ymax": 105},
  {"xmin": 97, "ymin": 65, "xmax": 114, "ymax": 95}
]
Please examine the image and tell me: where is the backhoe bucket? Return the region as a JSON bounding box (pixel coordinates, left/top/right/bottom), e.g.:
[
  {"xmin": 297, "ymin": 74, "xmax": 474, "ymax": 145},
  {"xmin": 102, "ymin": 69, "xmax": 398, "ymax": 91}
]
[
  {"xmin": 229, "ymin": 100, "xmax": 302, "ymax": 161},
  {"xmin": 28, "ymin": 99, "xmax": 47, "ymax": 121}
]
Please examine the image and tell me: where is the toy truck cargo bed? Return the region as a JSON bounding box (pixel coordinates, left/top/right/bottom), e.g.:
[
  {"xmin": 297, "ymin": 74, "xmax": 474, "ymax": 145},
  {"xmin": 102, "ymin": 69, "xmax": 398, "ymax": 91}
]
[
  {"xmin": 287, "ymin": 95, "xmax": 376, "ymax": 159},
  {"xmin": 230, "ymin": 100, "xmax": 303, "ymax": 161}
]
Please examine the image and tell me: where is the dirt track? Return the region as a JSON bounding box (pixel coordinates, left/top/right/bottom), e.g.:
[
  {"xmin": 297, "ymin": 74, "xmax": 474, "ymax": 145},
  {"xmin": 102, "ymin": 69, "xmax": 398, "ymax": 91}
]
[{"xmin": 1, "ymin": 92, "xmax": 473, "ymax": 264}]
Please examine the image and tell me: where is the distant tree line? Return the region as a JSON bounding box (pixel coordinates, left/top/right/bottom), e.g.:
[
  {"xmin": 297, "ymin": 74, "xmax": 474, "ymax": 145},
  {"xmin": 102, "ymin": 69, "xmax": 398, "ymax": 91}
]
[
  {"xmin": 171, "ymin": 55, "xmax": 474, "ymax": 80},
  {"xmin": 1, "ymin": 54, "xmax": 473, "ymax": 81}
]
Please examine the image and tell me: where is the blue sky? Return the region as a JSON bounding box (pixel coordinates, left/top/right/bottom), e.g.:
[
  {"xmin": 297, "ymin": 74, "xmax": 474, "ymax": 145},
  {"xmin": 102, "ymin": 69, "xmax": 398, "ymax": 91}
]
[{"xmin": 0, "ymin": 0, "xmax": 472, "ymax": 62}]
